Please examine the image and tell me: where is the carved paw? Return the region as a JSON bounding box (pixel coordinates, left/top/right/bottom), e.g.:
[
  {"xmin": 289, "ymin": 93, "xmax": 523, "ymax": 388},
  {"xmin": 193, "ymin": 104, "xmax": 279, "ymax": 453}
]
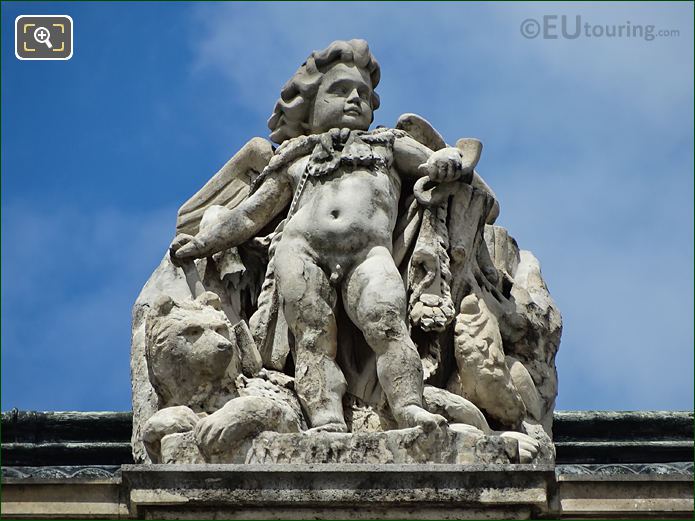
[
  {"xmin": 142, "ymin": 406, "xmax": 200, "ymax": 462},
  {"xmin": 195, "ymin": 396, "xmax": 301, "ymax": 461},
  {"xmin": 499, "ymin": 431, "xmax": 540, "ymax": 463},
  {"xmin": 423, "ymin": 385, "xmax": 490, "ymax": 433},
  {"xmin": 410, "ymin": 293, "xmax": 455, "ymax": 332},
  {"xmin": 194, "ymin": 410, "xmax": 242, "ymax": 458},
  {"xmin": 143, "ymin": 406, "xmax": 199, "ymax": 443}
]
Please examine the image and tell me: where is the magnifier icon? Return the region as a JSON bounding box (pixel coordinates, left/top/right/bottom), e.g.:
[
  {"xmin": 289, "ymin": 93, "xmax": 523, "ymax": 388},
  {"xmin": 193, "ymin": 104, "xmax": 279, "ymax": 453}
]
[{"xmin": 33, "ymin": 26, "xmax": 53, "ymax": 49}]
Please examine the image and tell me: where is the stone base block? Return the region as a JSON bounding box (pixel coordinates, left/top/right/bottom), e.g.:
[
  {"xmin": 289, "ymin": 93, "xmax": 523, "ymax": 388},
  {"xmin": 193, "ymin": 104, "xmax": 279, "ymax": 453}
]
[
  {"xmin": 157, "ymin": 424, "xmax": 544, "ymax": 465},
  {"xmin": 122, "ymin": 463, "xmax": 556, "ymax": 519},
  {"xmin": 248, "ymin": 425, "xmax": 520, "ymax": 464}
]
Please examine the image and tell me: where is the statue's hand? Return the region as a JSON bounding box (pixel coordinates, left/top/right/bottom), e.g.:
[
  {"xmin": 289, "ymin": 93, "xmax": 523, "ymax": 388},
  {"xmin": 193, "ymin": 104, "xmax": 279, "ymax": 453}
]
[
  {"xmin": 418, "ymin": 148, "xmax": 470, "ymax": 183},
  {"xmin": 419, "ymin": 147, "xmax": 477, "ymax": 183},
  {"xmin": 169, "ymin": 233, "xmax": 206, "ymax": 265}
]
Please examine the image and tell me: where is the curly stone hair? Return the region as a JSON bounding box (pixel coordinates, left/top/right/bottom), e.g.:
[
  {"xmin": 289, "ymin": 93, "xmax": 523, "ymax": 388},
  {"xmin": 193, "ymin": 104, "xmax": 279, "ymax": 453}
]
[{"xmin": 267, "ymin": 39, "xmax": 381, "ymax": 144}]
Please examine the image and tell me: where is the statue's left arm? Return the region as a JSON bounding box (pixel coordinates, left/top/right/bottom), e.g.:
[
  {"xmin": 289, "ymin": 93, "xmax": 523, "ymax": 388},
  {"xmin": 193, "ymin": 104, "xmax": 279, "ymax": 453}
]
[
  {"xmin": 394, "ymin": 134, "xmax": 477, "ymax": 185},
  {"xmin": 393, "ymin": 134, "xmax": 497, "ymax": 219}
]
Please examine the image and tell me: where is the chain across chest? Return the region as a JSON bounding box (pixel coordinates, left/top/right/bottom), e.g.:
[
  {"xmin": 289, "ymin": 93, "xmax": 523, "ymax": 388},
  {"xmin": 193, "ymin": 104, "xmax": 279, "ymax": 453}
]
[{"xmin": 286, "ymin": 130, "xmax": 400, "ymax": 218}]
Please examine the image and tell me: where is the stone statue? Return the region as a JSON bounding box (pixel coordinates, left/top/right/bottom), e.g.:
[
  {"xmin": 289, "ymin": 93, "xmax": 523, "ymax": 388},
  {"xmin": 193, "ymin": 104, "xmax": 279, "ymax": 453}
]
[{"xmin": 131, "ymin": 39, "xmax": 562, "ymax": 465}]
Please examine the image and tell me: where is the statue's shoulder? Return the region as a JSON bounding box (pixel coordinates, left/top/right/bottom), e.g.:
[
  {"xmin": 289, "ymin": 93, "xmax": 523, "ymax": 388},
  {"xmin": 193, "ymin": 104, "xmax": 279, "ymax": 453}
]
[
  {"xmin": 353, "ymin": 114, "xmax": 447, "ymax": 151},
  {"xmin": 176, "ymin": 137, "xmax": 275, "ymax": 236}
]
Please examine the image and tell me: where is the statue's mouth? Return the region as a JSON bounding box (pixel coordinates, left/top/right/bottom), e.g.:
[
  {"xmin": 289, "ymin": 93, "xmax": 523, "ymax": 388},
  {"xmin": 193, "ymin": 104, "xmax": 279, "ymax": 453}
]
[{"xmin": 344, "ymin": 107, "xmax": 361, "ymax": 116}]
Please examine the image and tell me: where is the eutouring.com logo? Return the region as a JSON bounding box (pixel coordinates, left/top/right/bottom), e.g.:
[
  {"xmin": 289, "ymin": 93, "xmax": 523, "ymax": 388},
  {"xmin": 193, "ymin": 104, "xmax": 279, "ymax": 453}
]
[{"xmin": 520, "ymin": 15, "xmax": 680, "ymax": 41}]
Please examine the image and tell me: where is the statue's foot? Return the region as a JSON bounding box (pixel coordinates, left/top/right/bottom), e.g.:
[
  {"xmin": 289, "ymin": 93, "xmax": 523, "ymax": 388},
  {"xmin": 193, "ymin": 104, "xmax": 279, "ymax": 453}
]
[
  {"xmin": 396, "ymin": 405, "xmax": 447, "ymax": 433},
  {"xmin": 304, "ymin": 421, "xmax": 348, "ymax": 434}
]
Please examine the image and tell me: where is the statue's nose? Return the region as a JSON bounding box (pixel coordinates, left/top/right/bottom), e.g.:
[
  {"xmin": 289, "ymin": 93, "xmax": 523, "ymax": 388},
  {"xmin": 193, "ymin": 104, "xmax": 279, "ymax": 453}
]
[
  {"xmin": 217, "ymin": 338, "xmax": 233, "ymax": 351},
  {"xmin": 346, "ymin": 88, "xmax": 360, "ymax": 103}
]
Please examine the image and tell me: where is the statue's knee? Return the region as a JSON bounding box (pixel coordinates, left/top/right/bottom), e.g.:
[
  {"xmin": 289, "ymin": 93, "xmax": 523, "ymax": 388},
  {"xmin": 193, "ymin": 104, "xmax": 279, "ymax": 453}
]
[
  {"xmin": 357, "ymin": 304, "xmax": 406, "ymax": 344},
  {"xmin": 275, "ymin": 270, "xmax": 309, "ymax": 305},
  {"xmin": 290, "ymin": 314, "xmax": 337, "ymax": 354}
]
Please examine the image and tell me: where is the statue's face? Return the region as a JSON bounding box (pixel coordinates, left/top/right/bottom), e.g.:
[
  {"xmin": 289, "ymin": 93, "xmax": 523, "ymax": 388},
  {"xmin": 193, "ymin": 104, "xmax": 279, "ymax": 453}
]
[
  {"xmin": 148, "ymin": 306, "xmax": 237, "ymax": 407},
  {"xmin": 309, "ymin": 62, "xmax": 373, "ymax": 133}
]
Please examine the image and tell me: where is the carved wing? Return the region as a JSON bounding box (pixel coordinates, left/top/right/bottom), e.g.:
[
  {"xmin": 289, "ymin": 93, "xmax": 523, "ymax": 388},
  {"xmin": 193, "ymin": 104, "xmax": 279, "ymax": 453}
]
[
  {"xmin": 176, "ymin": 137, "xmax": 275, "ymax": 236},
  {"xmin": 395, "ymin": 113, "xmax": 447, "ymax": 152}
]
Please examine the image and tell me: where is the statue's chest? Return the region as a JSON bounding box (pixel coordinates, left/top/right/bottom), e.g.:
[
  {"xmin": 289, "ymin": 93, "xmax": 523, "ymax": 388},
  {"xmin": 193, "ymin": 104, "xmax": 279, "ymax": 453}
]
[
  {"xmin": 340, "ymin": 136, "xmax": 392, "ymax": 168},
  {"xmin": 303, "ymin": 131, "xmax": 394, "ymax": 179},
  {"xmin": 283, "ymin": 129, "xmax": 402, "ymax": 199}
]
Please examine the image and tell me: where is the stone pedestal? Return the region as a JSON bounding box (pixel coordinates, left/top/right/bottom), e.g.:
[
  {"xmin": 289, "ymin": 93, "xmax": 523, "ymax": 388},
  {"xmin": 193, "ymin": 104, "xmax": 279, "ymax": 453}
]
[
  {"xmin": 3, "ymin": 411, "xmax": 693, "ymax": 519},
  {"xmin": 121, "ymin": 464, "xmax": 557, "ymax": 520}
]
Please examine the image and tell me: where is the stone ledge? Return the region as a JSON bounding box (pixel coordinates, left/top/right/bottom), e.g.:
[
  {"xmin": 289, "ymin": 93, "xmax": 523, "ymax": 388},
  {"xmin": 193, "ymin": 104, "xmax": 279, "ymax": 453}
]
[
  {"xmin": 3, "ymin": 463, "xmax": 692, "ymax": 519},
  {"xmin": 1, "ymin": 480, "xmax": 127, "ymax": 519},
  {"xmin": 122, "ymin": 463, "xmax": 556, "ymax": 519},
  {"xmin": 557, "ymin": 477, "xmax": 693, "ymax": 518}
]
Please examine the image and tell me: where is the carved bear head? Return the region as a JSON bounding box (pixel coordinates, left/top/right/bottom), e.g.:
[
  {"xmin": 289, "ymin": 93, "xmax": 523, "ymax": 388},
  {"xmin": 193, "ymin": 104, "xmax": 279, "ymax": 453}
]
[{"xmin": 145, "ymin": 292, "xmax": 240, "ymax": 411}]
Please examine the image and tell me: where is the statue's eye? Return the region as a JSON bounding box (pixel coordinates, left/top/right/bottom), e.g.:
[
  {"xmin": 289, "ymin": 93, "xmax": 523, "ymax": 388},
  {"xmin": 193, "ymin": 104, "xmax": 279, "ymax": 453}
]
[
  {"xmin": 179, "ymin": 326, "xmax": 203, "ymax": 342},
  {"xmin": 329, "ymin": 84, "xmax": 349, "ymax": 96},
  {"xmin": 215, "ymin": 326, "xmax": 229, "ymax": 339}
]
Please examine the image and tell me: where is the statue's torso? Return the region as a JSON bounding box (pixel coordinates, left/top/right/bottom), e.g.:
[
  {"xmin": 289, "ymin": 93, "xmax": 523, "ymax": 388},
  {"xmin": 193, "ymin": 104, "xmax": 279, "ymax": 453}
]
[{"xmin": 280, "ymin": 130, "xmax": 403, "ymax": 265}]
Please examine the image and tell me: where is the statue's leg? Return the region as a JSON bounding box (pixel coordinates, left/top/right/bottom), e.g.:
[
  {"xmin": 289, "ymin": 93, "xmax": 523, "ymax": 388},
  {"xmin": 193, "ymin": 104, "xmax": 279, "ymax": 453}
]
[
  {"xmin": 342, "ymin": 246, "xmax": 446, "ymax": 432},
  {"xmin": 274, "ymin": 240, "xmax": 347, "ymax": 432}
]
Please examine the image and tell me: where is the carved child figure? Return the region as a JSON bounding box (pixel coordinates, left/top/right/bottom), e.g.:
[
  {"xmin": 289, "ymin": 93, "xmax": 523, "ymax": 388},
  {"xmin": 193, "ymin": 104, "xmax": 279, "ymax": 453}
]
[{"xmin": 171, "ymin": 40, "xmax": 478, "ymax": 433}]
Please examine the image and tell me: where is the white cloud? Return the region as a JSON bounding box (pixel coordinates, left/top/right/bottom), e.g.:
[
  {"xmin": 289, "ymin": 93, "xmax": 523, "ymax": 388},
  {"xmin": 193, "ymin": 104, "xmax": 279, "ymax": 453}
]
[{"xmin": 184, "ymin": 3, "xmax": 694, "ymax": 410}]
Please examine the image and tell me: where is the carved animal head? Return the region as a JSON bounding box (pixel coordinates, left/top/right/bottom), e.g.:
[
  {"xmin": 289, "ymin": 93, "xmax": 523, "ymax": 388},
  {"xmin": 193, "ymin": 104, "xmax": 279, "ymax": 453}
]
[{"xmin": 145, "ymin": 292, "xmax": 240, "ymax": 411}]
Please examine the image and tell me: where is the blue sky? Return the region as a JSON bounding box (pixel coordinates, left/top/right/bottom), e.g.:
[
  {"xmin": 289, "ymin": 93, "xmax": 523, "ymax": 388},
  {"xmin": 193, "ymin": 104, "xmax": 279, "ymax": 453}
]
[{"xmin": 2, "ymin": 2, "xmax": 693, "ymax": 412}]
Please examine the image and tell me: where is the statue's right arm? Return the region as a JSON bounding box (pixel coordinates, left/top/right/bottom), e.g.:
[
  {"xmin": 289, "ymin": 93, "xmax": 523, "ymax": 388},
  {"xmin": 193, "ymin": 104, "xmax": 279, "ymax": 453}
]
[{"xmin": 172, "ymin": 172, "xmax": 292, "ymax": 260}]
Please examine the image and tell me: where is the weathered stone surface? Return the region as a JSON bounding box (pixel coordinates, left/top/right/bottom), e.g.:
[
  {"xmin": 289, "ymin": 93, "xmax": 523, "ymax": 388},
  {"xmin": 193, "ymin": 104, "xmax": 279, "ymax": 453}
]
[
  {"xmin": 7, "ymin": 410, "xmax": 691, "ymax": 469},
  {"xmin": 422, "ymin": 386, "xmax": 490, "ymax": 432},
  {"xmin": 4, "ymin": 410, "xmax": 692, "ymax": 518},
  {"xmin": 176, "ymin": 137, "xmax": 274, "ymax": 237},
  {"xmin": 508, "ymin": 357, "xmax": 543, "ymax": 422},
  {"xmin": 449, "ymin": 295, "xmax": 526, "ymax": 428},
  {"xmin": 196, "ymin": 395, "xmax": 301, "ymax": 463},
  {"xmin": 236, "ymin": 370, "xmax": 307, "ymax": 432},
  {"xmin": 142, "ymin": 406, "xmax": 199, "ymax": 462},
  {"xmin": 3, "ymin": 461, "xmax": 691, "ymax": 519},
  {"xmin": 145, "ymin": 292, "xmax": 241, "ymax": 413},
  {"xmin": 160, "ymin": 432, "xmax": 204, "ymax": 464},
  {"xmin": 396, "ymin": 113, "xmax": 447, "ymax": 151},
  {"xmin": 132, "ymin": 39, "xmax": 562, "ymax": 466},
  {"xmin": 505, "ymin": 249, "xmax": 562, "ymax": 434},
  {"xmin": 122, "ymin": 463, "xmax": 556, "ymax": 519},
  {"xmin": 246, "ymin": 426, "xmax": 521, "ymax": 464},
  {"xmin": 557, "ymin": 470, "xmax": 694, "ymax": 518}
]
